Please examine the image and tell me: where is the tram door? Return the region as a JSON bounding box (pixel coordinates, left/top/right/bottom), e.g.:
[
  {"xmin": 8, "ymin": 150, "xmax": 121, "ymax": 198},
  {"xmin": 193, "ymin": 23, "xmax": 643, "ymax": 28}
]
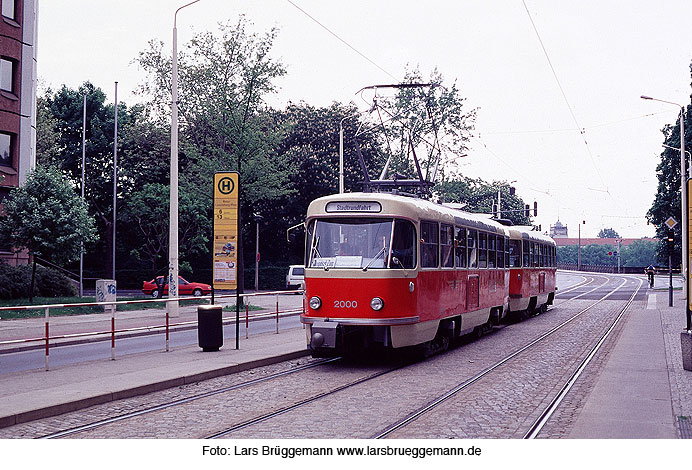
[{"xmin": 467, "ymin": 275, "xmax": 479, "ymax": 309}]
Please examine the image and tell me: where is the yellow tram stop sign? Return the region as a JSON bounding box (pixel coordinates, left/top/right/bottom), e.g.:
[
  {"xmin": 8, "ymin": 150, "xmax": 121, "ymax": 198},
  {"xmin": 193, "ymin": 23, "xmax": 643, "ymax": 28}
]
[{"xmin": 213, "ymin": 172, "xmax": 239, "ymax": 290}]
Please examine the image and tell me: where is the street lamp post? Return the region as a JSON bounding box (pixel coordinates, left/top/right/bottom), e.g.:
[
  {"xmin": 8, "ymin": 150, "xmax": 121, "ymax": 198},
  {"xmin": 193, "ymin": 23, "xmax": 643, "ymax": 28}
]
[
  {"xmin": 254, "ymin": 214, "xmax": 263, "ymax": 291},
  {"xmin": 112, "ymin": 82, "xmax": 118, "ymax": 282},
  {"xmin": 169, "ymin": 0, "xmax": 201, "ymax": 318},
  {"xmin": 578, "ymin": 220, "xmax": 585, "ymax": 271},
  {"xmin": 641, "ymin": 96, "xmax": 687, "ymax": 299},
  {"xmin": 80, "ymin": 93, "xmax": 86, "ymax": 297},
  {"xmin": 642, "ymin": 94, "xmax": 692, "ymax": 370}
]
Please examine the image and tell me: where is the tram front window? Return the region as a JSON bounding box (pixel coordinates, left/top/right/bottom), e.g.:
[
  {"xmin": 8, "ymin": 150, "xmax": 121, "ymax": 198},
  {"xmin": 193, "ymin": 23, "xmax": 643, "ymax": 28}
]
[{"xmin": 307, "ymin": 218, "xmax": 416, "ymax": 269}]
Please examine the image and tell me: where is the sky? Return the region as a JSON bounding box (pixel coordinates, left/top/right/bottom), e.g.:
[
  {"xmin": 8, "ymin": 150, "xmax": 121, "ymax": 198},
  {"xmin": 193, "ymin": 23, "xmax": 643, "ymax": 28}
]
[{"xmin": 36, "ymin": 0, "xmax": 692, "ymax": 238}]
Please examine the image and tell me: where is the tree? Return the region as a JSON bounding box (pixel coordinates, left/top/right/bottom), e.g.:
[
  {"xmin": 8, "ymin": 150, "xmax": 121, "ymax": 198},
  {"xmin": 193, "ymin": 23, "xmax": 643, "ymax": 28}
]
[
  {"xmin": 121, "ymin": 182, "xmax": 211, "ymax": 277},
  {"xmin": 597, "ymin": 228, "xmax": 620, "ymax": 238},
  {"xmin": 377, "ymin": 67, "xmax": 477, "ymax": 182},
  {"xmin": 137, "ymin": 17, "xmax": 292, "ymax": 292},
  {"xmin": 37, "ymin": 82, "xmax": 173, "ymax": 280},
  {"xmin": 136, "ymin": 16, "xmax": 290, "ymax": 204},
  {"xmin": 436, "ymin": 176, "xmax": 531, "ymax": 225},
  {"xmin": 0, "ymin": 166, "xmax": 98, "ymax": 300},
  {"xmin": 621, "ymin": 239, "xmax": 657, "ymax": 267},
  {"xmin": 647, "ymin": 61, "xmax": 692, "ymax": 265}
]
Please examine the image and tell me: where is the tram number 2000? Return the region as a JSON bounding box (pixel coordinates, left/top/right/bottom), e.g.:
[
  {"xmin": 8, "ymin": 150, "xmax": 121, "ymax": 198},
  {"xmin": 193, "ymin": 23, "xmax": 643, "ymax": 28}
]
[{"xmin": 334, "ymin": 300, "xmax": 357, "ymax": 308}]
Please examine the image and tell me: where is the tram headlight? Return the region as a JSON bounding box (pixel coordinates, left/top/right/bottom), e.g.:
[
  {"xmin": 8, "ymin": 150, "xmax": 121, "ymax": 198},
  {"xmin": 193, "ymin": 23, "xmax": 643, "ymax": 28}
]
[
  {"xmin": 309, "ymin": 296, "xmax": 322, "ymax": 310},
  {"xmin": 370, "ymin": 297, "xmax": 384, "ymax": 311}
]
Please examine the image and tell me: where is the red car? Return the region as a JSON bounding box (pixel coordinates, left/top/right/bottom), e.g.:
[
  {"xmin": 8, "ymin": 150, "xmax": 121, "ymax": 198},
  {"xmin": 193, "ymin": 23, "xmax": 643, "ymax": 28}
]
[{"xmin": 142, "ymin": 276, "xmax": 211, "ymax": 298}]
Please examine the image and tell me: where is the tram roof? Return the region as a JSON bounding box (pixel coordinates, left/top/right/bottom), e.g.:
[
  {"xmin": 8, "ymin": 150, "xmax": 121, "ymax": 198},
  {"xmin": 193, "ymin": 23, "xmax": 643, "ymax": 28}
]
[
  {"xmin": 307, "ymin": 192, "xmax": 509, "ymax": 235},
  {"xmin": 508, "ymin": 226, "xmax": 556, "ymax": 245}
]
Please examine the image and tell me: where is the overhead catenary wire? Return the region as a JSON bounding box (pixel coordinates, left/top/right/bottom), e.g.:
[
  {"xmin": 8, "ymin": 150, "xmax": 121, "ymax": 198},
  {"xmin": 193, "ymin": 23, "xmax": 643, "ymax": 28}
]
[
  {"xmin": 521, "ymin": 0, "xmax": 609, "ymax": 195},
  {"xmin": 285, "ymin": 0, "xmax": 399, "ymax": 82}
]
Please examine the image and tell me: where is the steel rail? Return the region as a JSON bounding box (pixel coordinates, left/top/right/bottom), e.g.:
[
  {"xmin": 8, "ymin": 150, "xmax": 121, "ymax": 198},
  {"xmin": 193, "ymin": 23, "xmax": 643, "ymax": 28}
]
[
  {"xmin": 39, "ymin": 358, "xmax": 338, "ymax": 439},
  {"xmin": 522, "ymin": 276, "xmax": 644, "ymax": 439},
  {"xmin": 372, "ymin": 275, "xmax": 632, "ymax": 439}
]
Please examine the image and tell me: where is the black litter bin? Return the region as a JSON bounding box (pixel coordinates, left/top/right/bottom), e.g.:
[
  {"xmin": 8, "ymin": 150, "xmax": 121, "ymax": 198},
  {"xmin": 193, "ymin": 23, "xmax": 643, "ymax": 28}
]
[{"xmin": 198, "ymin": 305, "xmax": 223, "ymax": 351}]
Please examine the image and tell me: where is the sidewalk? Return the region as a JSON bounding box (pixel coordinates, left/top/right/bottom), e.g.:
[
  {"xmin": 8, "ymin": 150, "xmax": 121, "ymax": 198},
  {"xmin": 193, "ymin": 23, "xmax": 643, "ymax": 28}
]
[{"xmin": 567, "ymin": 285, "xmax": 691, "ymax": 438}]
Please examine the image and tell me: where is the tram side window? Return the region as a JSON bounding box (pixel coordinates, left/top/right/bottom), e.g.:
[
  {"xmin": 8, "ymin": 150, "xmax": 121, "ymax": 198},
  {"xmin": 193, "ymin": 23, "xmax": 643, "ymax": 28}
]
[
  {"xmin": 468, "ymin": 229, "xmax": 478, "ymax": 268},
  {"xmin": 478, "ymin": 232, "xmax": 487, "ymax": 268},
  {"xmin": 391, "ymin": 219, "xmax": 417, "ymax": 269},
  {"xmin": 538, "ymin": 244, "xmax": 543, "ymax": 267},
  {"xmin": 420, "ymin": 221, "xmax": 439, "ymax": 268},
  {"xmin": 522, "ymin": 240, "xmax": 530, "ymax": 267},
  {"xmin": 440, "ymin": 224, "xmax": 454, "ymax": 268},
  {"xmin": 509, "ymin": 240, "xmax": 521, "ymax": 267},
  {"xmin": 497, "ymin": 236, "xmax": 505, "ymax": 268},
  {"xmin": 455, "ymin": 226, "xmax": 467, "ymax": 268},
  {"xmin": 488, "ymin": 235, "xmax": 496, "ymax": 268},
  {"xmin": 531, "ymin": 242, "xmax": 538, "ymax": 267}
]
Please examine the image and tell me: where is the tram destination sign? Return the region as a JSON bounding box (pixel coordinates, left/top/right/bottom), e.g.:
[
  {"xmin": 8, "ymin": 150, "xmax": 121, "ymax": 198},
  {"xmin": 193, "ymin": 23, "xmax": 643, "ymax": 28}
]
[
  {"xmin": 213, "ymin": 172, "xmax": 239, "ymax": 290},
  {"xmin": 325, "ymin": 201, "xmax": 381, "ymax": 213}
]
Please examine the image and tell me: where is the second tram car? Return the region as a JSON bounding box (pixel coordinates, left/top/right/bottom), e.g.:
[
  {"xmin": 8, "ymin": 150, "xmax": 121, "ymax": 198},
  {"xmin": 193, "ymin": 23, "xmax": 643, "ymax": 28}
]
[
  {"xmin": 300, "ymin": 192, "xmax": 557, "ymax": 357},
  {"xmin": 507, "ymin": 228, "xmax": 557, "ymax": 319}
]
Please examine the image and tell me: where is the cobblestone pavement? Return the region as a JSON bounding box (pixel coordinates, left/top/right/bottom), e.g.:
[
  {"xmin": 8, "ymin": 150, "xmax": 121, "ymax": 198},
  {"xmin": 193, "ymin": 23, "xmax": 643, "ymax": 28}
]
[{"xmin": 659, "ymin": 291, "xmax": 692, "ymax": 438}]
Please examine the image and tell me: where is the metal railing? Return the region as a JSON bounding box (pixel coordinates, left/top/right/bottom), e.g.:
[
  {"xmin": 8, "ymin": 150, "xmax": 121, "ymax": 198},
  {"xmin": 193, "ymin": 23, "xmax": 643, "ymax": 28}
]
[{"xmin": 0, "ymin": 290, "xmax": 305, "ymax": 371}]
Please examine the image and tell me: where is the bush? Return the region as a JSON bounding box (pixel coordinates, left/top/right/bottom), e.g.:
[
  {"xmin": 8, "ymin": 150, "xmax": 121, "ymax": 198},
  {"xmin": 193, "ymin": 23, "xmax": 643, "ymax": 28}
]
[{"xmin": 0, "ymin": 262, "xmax": 77, "ymax": 299}]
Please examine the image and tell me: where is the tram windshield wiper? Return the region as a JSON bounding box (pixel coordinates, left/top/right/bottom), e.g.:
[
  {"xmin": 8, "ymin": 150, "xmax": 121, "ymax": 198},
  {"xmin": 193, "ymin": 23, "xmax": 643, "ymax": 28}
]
[{"xmin": 363, "ymin": 246, "xmax": 387, "ymax": 271}]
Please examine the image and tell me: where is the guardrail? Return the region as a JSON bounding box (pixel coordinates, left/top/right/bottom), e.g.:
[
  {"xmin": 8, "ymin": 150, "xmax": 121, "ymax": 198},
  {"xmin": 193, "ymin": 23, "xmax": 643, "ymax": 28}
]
[{"xmin": 0, "ymin": 290, "xmax": 305, "ymax": 371}]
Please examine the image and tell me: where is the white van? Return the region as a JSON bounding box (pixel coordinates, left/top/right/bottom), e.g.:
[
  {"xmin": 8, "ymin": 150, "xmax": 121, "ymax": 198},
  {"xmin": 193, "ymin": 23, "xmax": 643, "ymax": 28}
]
[{"xmin": 285, "ymin": 265, "xmax": 305, "ymax": 290}]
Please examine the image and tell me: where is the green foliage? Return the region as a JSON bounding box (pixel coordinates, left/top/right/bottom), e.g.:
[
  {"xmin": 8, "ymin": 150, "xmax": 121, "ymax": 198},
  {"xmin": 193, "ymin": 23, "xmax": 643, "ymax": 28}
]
[
  {"xmin": 0, "ymin": 166, "xmax": 97, "ymax": 265},
  {"xmin": 137, "ymin": 16, "xmax": 291, "ymax": 209},
  {"xmin": 557, "ymin": 239, "xmax": 657, "ymax": 267},
  {"xmin": 621, "ymin": 239, "xmax": 657, "ymax": 267},
  {"xmin": 436, "ymin": 176, "xmax": 530, "ymax": 225},
  {"xmin": 121, "ymin": 182, "xmax": 211, "ymax": 277},
  {"xmin": 0, "ymin": 263, "xmax": 76, "ymax": 299},
  {"xmin": 597, "ymin": 227, "xmax": 620, "ymax": 238},
  {"xmin": 647, "ymin": 62, "xmax": 692, "ymax": 265},
  {"xmin": 380, "ymin": 68, "xmax": 477, "ymax": 181}
]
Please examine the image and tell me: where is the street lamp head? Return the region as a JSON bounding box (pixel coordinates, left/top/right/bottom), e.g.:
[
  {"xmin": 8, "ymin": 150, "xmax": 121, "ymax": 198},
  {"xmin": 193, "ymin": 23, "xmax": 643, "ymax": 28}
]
[{"xmin": 641, "ymin": 95, "xmax": 653, "ymax": 100}]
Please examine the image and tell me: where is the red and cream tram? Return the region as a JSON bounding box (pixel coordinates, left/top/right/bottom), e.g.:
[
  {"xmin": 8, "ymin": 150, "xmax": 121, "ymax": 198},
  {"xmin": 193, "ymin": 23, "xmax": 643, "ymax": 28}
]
[
  {"xmin": 300, "ymin": 192, "xmax": 555, "ymax": 357},
  {"xmin": 507, "ymin": 228, "xmax": 557, "ymax": 319}
]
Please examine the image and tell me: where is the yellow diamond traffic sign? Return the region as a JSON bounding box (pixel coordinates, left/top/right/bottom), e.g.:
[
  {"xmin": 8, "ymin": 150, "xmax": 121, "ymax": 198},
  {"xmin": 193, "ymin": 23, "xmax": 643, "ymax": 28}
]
[{"xmin": 665, "ymin": 216, "xmax": 678, "ymax": 229}]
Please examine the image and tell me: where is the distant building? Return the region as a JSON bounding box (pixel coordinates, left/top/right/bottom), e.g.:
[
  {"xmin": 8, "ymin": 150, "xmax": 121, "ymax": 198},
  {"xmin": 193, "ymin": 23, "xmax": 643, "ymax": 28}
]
[
  {"xmin": 550, "ymin": 220, "xmax": 568, "ymax": 238},
  {"xmin": 0, "ymin": 0, "xmax": 38, "ymax": 265}
]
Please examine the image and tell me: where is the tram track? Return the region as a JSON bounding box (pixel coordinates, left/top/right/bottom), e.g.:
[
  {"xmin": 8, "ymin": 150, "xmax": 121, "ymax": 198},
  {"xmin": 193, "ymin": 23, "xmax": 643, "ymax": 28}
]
[{"xmin": 371, "ymin": 274, "xmax": 643, "ymax": 439}]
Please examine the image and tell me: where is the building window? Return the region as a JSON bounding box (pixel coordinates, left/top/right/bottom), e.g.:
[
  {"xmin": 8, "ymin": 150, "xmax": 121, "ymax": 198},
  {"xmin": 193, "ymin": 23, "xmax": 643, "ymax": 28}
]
[
  {"xmin": 0, "ymin": 58, "xmax": 13, "ymax": 93},
  {"xmin": 2, "ymin": 0, "xmax": 15, "ymax": 20},
  {"xmin": 0, "ymin": 132, "xmax": 11, "ymax": 167}
]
